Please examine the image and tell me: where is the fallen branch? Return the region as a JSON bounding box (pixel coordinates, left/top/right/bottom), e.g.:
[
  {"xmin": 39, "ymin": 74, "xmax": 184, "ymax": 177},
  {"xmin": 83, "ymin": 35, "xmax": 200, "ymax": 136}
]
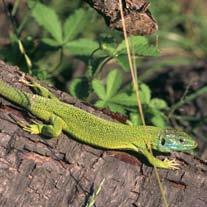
[{"xmin": 0, "ymin": 60, "xmax": 206, "ymax": 207}]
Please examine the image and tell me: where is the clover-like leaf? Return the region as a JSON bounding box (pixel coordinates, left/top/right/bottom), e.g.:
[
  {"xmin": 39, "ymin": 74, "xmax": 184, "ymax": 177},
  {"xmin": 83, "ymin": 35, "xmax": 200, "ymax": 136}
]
[
  {"xmin": 110, "ymin": 93, "xmax": 137, "ymax": 106},
  {"xmin": 95, "ymin": 100, "xmax": 106, "ymax": 108},
  {"xmin": 106, "ymin": 70, "xmax": 122, "ymax": 98},
  {"xmin": 129, "ymin": 112, "xmax": 142, "ymax": 126},
  {"xmin": 107, "ymin": 103, "xmax": 126, "ymax": 114},
  {"xmin": 149, "ymin": 98, "xmax": 168, "ymax": 109},
  {"xmin": 115, "ymin": 36, "xmax": 159, "ymax": 57},
  {"xmin": 151, "ymin": 114, "xmax": 166, "ymax": 128},
  {"xmin": 69, "ymin": 77, "xmax": 90, "ymax": 99},
  {"xmin": 115, "ymin": 55, "xmax": 130, "ymax": 71},
  {"xmin": 92, "ymin": 79, "xmax": 106, "ymax": 100},
  {"xmin": 116, "ymin": 36, "xmax": 148, "ymax": 54},
  {"xmin": 140, "ymin": 83, "xmax": 151, "ymax": 104},
  {"xmin": 29, "ymin": 1, "xmax": 63, "ymax": 43},
  {"xmin": 64, "ymin": 39, "xmax": 99, "ymax": 56},
  {"xmin": 63, "ymin": 9, "xmax": 90, "ymax": 43}
]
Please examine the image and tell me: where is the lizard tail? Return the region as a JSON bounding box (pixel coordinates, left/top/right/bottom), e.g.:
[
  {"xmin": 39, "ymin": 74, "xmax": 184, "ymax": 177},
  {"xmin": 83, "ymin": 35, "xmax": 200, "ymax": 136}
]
[{"xmin": 0, "ymin": 79, "xmax": 31, "ymax": 108}]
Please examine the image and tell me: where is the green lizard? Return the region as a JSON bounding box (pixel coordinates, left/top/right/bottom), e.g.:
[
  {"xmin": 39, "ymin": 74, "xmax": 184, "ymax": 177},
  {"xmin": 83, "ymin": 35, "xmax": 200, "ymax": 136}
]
[{"xmin": 0, "ymin": 78, "xmax": 197, "ymax": 169}]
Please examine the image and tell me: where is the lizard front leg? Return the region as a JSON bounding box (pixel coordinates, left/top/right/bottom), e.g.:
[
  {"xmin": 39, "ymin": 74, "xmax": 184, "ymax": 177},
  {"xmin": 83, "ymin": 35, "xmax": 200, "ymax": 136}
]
[
  {"xmin": 141, "ymin": 148, "xmax": 179, "ymax": 169},
  {"xmin": 19, "ymin": 76, "xmax": 58, "ymax": 100},
  {"xmin": 132, "ymin": 144, "xmax": 180, "ymax": 169}
]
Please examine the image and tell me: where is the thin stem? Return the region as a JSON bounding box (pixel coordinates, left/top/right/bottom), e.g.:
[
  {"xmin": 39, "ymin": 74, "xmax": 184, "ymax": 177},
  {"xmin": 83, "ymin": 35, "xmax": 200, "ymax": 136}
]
[
  {"xmin": 50, "ymin": 48, "xmax": 64, "ymax": 77},
  {"xmin": 12, "ymin": 0, "xmax": 21, "ymax": 16},
  {"xmin": 93, "ymin": 56, "xmax": 112, "ymax": 79},
  {"xmin": 118, "ymin": 0, "xmax": 145, "ymax": 125},
  {"xmin": 2, "ymin": 0, "xmax": 32, "ymax": 74},
  {"xmin": 169, "ymin": 85, "xmax": 207, "ymax": 117},
  {"xmin": 118, "ymin": 1, "xmax": 169, "ymax": 207}
]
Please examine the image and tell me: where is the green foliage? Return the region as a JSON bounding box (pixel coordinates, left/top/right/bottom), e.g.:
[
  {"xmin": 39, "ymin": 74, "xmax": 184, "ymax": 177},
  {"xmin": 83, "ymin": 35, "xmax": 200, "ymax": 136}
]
[
  {"xmin": 0, "ymin": 1, "xmax": 101, "ymax": 77},
  {"xmin": 96, "ymin": 36, "xmax": 159, "ymax": 72},
  {"xmin": 148, "ymin": 0, "xmax": 207, "ymax": 65},
  {"xmin": 63, "ymin": 9, "xmax": 88, "ymax": 42},
  {"xmin": 115, "ymin": 36, "xmax": 158, "ymax": 56},
  {"xmin": 29, "ymin": 0, "xmax": 63, "ymax": 43},
  {"xmin": 69, "ymin": 77, "xmax": 90, "ymax": 99},
  {"xmin": 0, "ymin": 1, "xmax": 160, "ymax": 81},
  {"xmin": 64, "ymin": 39, "xmax": 99, "ymax": 56},
  {"xmin": 91, "ymin": 70, "xmax": 168, "ymax": 127},
  {"xmin": 67, "ymin": 32, "xmax": 159, "ymax": 103},
  {"xmin": 2, "ymin": 0, "xmax": 199, "ymax": 129},
  {"xmin": 29, "ymin": 1, "xmax": 98, "ymax": 56}
]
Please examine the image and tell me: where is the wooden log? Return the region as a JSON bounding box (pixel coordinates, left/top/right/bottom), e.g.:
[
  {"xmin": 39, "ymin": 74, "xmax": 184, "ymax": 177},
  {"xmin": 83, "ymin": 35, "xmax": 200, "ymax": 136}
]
[{"xmin": 0, "ymin": 60, "xmax": 206, "ymax": 207}]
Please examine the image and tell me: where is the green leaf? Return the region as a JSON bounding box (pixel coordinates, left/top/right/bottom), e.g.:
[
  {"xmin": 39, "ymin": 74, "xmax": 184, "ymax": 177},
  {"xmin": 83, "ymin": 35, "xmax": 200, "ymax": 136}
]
[
  {"xmin": 149, "ymin": 98, "xmax": 168, "ymax": 109},
  {"xmin": 69, "ymin": 77, "xmax": 90, "ymax": 99},
  {"xmin": 32, "ymin": 68, "xmax": 48, "ymax": 80},
  {"xmin": 115, "ymin": 36, "xmax": 159, "ymax": 56},
  {"xmin": 41, "ymin": 38, "xmax": 60, "ymax": 47},
  {"xmin": 63, "ymin": 9, "xmax": 90, "ymax": 43},
  {"xmin": 64, "ymin": 39, "xmax": 99, "ymax": 56},
  {"xmin": 129, "ymin": 112, "xmax": 142, "ymax": 126},
  {"xmin": 133, "ymin": 45, "xmax": 159, "ymax": 56},
  {"xmin": 140, "ymin": 83, "xmax": 151, "ymax": 104},
  {"xmin": 92, "ymin": 79, "xmax": 106, "ymax": 100},
  {"xmin": 107, "ymin": 103, "xmax": 126, "ymax": 114},
  {"xmin": 116, "ymin": 55, "xmax": 130, "ymax": 71},
  {"xmin": 101, "ymin": 43, "xmax": 116, "ymax": 57},
  {"xmin": 95, "ymin": 100, "xmax": 106, "ymax": 108},
  {"xmin": 151, "ymin": 114, "xmax": 166, "ymax": 128},
  {"xmin": 29, "ymin": 1, "xmax": 63, "ymax": 43},
  {"xmin": 95, "ymin": 101, "xmax": 125, "ymax": 114},
  {"xmin": 110, "ymin": 93, "xmax": 137, "ymax": 106},
  {"xmin": 116, "ymin": 36, "xmax": 148, "ymax": 54},
  {"xmin": 106, "ymin": 70, "xmax": 122, "ymax": 98}
]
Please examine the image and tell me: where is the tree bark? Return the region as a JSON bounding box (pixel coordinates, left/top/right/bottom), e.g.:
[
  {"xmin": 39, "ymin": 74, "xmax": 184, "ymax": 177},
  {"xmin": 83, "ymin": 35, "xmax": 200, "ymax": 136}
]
[
  {"xmin": 83, "ymin": 0, "xmax": 158, "ymax": 35},
  {"xmin": 0, "ymin": 60, "xmax": 206, "ymax": 207}
]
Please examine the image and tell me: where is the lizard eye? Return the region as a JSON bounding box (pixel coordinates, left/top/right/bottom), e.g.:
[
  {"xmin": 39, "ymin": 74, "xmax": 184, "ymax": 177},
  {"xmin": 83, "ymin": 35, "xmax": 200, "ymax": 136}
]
[
  {"xmin": 161, "ymin": 138, "xmax": 166, "ymax": 145},
  {"xmin": 179, "ymin": 138, "xmax": 184, "ymax": 143}
]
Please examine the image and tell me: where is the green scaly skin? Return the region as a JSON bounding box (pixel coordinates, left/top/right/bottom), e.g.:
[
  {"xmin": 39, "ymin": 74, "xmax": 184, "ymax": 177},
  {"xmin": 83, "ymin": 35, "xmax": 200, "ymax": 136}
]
[{"xmin": 0, "ymin": 78, "xmax": 197, "ymax": 169}]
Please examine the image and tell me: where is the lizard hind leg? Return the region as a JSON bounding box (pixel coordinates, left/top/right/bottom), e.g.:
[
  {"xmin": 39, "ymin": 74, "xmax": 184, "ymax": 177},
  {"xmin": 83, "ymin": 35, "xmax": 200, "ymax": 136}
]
[{"xmin": 20, "ymin": 114, "xmax": 66, "ymax": 138}]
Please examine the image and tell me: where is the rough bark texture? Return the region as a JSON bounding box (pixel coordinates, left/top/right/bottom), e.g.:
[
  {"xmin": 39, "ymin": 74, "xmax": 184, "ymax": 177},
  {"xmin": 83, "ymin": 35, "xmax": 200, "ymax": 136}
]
[
  {"xmin": 0, "ymin": 60, "xmax": 207, "ymax": 207},
  {"xmin": 83, "ymin": 0, "xmax": 158, "ymax": 35}
]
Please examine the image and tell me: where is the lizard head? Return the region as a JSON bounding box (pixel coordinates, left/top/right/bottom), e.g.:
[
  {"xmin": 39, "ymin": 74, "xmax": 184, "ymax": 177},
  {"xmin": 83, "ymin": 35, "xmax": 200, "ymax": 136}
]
[{"xmin": 155, "ymin": 128, "xmax": 197, "ymax": 153}]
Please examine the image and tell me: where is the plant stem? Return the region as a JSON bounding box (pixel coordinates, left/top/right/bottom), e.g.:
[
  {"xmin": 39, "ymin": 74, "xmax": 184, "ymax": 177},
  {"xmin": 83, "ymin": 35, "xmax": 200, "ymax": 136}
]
[
  {"xmin": 170, "ymin": 85, "xmax": 207, "ymax": 116},
  {"xmin": 93, "ymin": 56, "xmax": 112, "ymax": 79}
]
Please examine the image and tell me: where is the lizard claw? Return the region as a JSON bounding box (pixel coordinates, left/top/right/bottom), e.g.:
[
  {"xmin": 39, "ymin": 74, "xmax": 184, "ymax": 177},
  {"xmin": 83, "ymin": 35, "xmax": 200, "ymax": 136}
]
[
  {"xmin": 163, "ymin": 158, "xmax": 180, "ymax": 170},
  {"xmin": 22, "ymin": 123, "xmax": 41, "ymax": 134},
  {"xmin": 16, "ymin": 119, "xmax": 41, "ymax": 135},
  {"xmin": 19, "ymin": 75, "xmax": 32, "ymax": 86},
  {"xmin": 16, "ymin": 120, "xmax": 27, "ymax": 128}
]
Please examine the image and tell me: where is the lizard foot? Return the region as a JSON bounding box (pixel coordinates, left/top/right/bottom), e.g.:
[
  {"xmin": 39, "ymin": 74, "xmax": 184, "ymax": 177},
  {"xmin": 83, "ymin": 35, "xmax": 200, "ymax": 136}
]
[
  {"xmin": 163, "ymin": 158, "xmax": 180, "ymax": 170},
  {"xmin": 19, "ymin": 75, "xmax": 57, "ymax": 99},
  {"xmin": 17, "ymin": 120, "xmax": 42, "ymax": 135},
  {"xmin": 19, "ymin": 74, "xmax": 33, "ymax": 86},
  {"xmin": 19, "ymin": 75, "xmax": 41, "ymax": 89}
]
